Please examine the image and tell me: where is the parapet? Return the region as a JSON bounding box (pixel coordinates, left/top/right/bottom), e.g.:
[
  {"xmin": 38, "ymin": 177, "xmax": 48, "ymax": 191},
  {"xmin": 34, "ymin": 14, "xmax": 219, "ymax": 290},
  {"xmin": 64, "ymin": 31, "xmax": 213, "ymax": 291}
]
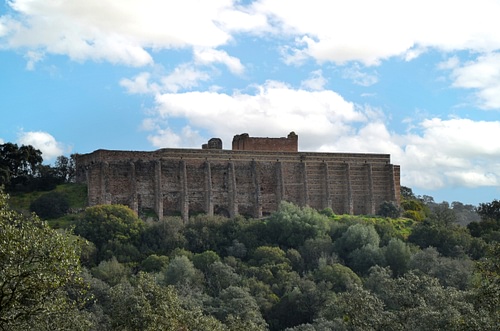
[
  {"xmin": 202, "ymin": 138, "xmax": 223, "ymax": 150},
  {"xmin": 232, "ymin": 132, "xmax": 298, "ymax": 152}
]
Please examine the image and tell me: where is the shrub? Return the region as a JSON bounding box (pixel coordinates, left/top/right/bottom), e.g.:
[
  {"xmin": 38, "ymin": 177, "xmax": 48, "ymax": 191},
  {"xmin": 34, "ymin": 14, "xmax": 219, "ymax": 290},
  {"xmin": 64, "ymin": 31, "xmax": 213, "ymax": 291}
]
[{"xmin": 29, "ymin": 191, "xmax": 69, "ymax": 219}]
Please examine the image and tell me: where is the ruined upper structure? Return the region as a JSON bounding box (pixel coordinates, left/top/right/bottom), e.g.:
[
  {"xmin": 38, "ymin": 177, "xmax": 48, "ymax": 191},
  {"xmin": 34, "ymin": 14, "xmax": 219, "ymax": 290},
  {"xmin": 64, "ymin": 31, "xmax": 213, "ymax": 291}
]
[
  {"xmin": 76, "ymin": 132, "xmax": 400, "ymax": 220},
  {"xmin": 232, "ymin": 132, "xmax": 298, "ymax": 152}
]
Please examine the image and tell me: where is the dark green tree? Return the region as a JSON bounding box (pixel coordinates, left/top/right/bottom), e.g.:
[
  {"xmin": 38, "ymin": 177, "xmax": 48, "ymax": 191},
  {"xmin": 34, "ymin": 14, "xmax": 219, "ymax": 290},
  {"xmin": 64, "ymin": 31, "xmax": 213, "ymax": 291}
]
[
  {"xmin": 377, "ymin": 201, "xmax": 402, "ymax": 219},
  {"xmin": 75, "ymin": 204, "xmax": 145, "ymax": 263},
  {"xmin": 108, "ymin": 272, "xmax": 226, "ymax": 331},
  {"xmin": 0, "ymin": 190, "xmax": 89, "ymax": 329},
  {"xmin": 29, "ymin": 191, "xmax": 70, "ymax": 219},
  {"xmin": 0, "ymin": 143, "xmax": 43, "ymax": 190}
]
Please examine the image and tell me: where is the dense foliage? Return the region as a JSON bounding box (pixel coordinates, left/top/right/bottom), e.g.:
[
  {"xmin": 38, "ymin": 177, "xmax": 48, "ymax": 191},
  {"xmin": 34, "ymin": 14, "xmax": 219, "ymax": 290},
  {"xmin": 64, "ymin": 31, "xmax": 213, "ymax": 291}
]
[
  {"xmin": 0, "ymin": 142, "xmax": 75, "ymax": 192},
  {"xmin": 0, "ymin": 191, "xmax": 89, "ymax": 330},
  {"xmin": 2, "ymin": 149, "xmax": 500, "ymax": 330}
]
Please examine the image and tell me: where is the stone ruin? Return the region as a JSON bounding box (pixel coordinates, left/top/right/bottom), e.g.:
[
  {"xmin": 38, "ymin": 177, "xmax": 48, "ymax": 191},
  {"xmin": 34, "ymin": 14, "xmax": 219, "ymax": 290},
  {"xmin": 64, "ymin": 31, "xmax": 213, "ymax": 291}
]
[{"xmin": 76, "ymin": 132, "xmax": 400, "ymax": 220}]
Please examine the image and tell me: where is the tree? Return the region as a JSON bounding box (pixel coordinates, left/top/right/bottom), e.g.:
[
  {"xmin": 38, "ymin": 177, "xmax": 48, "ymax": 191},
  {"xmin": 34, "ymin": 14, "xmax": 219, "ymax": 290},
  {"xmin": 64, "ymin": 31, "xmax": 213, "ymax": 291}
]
[
  {"xmin": 29, "ymin": 191, "xmax": 70, "ymax": 219},
  {"xmin": 400, "ymin": 186, "xmax": 416, "ymax": 200},
  {"xmin": 265, "ymin": 202, "xmax": 329, "ymax": 249},
  {"xmin": 313, "ymin": 263, "xmax": 362, "ymax": 292},
  {"xmin": 108, "ymin": 272, "xmax": 226, "ymax": 331},
  {"xmin": 477, "ymin": 200, "xmax": 500, "ymax": 222},
  {"xmin": 0, "ymin": 190, "xmax": 89, "ymax": 329},
  {"xmin": 334, "ymin": 223, "xmax": 380, "ymax": 260},
  {"xmin": 54, "ymin": 155, "xmax": 76, "ymax": 183},
  {"xmin": 377, "ymin": 201, "xmax": 401, "ymax": 219},
  {"xmin": 75, "ymin": 204, "xmax": 145, "ymax": 262},
  {"xmin": 162, "ymin": 255, "xmax": 204, "ymax": 289},
  {"xmin": 320, "ymin": 283, "xmax": 389, "ymax": 330},
  {"xmin": 384, "ymin": 238, "xmax": 412, "ymax": 277},
  {"xmin": 0, "ymin": 143, "xmax": 43, "ymax": 190},
  {"xmin": 471, "ymin": 243, "xmax": 500, "ymax": 328},
  {"xmin": 212, "ymin": 286, "xmax": 268, "ymax": 330}
]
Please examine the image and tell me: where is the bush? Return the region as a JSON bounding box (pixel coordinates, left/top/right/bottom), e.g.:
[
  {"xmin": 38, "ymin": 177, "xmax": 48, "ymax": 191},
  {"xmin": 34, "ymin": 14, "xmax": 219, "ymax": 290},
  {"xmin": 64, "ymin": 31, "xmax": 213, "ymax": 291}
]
[
  {"xmin": 29, "ymin": 191, "xmax": 69, "ymax": 219},
  {"xmin": 377, "ymin": 201, "xmax": 401, "ymax": 219}
]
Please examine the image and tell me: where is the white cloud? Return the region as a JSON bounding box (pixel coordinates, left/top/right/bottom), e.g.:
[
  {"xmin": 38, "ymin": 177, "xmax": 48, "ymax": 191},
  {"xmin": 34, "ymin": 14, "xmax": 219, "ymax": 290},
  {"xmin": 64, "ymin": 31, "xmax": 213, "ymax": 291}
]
[
  {"xmin": 342, "ymin": 64, "xmax": 378, "ymax": 86},
  {"xmin": 151, "ymin": 80, "xmax": 366, "ymax": 150},
  {"xmin": 2, "ymin": 0, "xmax": 243, "ymax": 66},
  {"xmin": 3, "ymin": 0, "xmax": 500, "ymax": 70},
  {"xmin": 300, "ymin": 70, "xmax": 327, "ymax": 91},
  {"xmin": 160, "ymin": 64, "xmax": 211, "ymax": 93},
  {"xmin": 120, "ymin": 72, "xmax": 158, "ymax": 94},
  {"xmin": 254, "ymin": 0, "xmax": 500, "ymax": 65},
  {"xmin": 400, "ymin": 118, "xmax": 500, "ymax": 189},
  {"xmin": 194, "ymin": 48, "xmax": 245, "ymax": 75},
  {"xmin": 16, "ymin": 131, "xmax": 67, "ymax": 161},
  {"xmin": 24, "ymin": 50, "xmax": 44, "ymax": 70},
  {"xmin": 147, "ymin": 126, "xmax": 204, "ymax": 149},
  {"xmin": 141, "ymin": 81, "xmax": 500, "ymax": 191},
  {"xmin": 448, "ymin": 53, "xmax": 500, "ymax": 109}
]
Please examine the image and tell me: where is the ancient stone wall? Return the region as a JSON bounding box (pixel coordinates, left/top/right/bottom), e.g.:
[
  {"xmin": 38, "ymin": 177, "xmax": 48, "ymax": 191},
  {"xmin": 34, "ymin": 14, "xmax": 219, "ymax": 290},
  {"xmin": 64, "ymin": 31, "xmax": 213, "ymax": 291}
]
[
  {"xmin": 232, "ymin": 132, "xmax": 298, "ymax": 152},
  {"xmin": 76, "ymin": 147, "xmax": 400, "ymax": 220}
]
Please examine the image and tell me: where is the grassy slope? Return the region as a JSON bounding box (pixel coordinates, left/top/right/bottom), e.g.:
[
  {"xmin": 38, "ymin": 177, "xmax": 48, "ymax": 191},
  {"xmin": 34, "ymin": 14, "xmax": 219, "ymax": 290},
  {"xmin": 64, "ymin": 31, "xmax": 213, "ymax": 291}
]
[{"xmin": 8, "ymin": 183, "xmax": 88, "ymax": 228}]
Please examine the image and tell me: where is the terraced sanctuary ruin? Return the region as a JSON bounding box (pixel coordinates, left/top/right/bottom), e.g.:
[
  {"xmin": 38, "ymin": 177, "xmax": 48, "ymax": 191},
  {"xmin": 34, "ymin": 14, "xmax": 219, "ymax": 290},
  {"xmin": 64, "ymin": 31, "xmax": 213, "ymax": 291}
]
[{"xmin": 75, "ymin": 132, "xmax": 400, "ymax": 220}]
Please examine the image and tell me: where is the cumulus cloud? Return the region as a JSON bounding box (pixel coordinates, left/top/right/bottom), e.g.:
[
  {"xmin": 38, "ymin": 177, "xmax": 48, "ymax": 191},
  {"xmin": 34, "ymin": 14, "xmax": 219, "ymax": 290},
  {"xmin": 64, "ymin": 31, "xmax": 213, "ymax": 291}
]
[
  {"xmin": 447, "ymin": 53, "xmax": 500, "ymax": 109},
  {"xmin": 160, "ymin": 64, "xmax": 212, "ymax": 93},
  {"xmin": 255, "ymin": 0, "xmax": 500, "ymax": 65},
  {"xmin": 3, "ymin": 0, "xmax": 500, "ymax": 70},
  {"xmin": 300, "ymin": 70, "xmax": 327, "ymax": 91},
  {"xmin": 342, "ymin": 64, "xmax": 378, "ymax": 86},
  {"xmin": 120, "ymin": 72, "xmax": 157, "ymax": 95},
  {"xmin": 147, "ymin": 126, "xmax": 204, "ymax": 149},
  {"xmin": 150, "ymin": 80, "xmax": 366, "ymax": 150},
  {"xmin": 16, "ymin": 131, "xmax": 67, "ymax": 161},
  {"xmin": 1, "ymin": 0, "xmax": 243, "ymax": 66},
  {"xmin": 137, "ymin": 80, "xmax": 500, "ymax": 191},
  {"xmin": 194, "ymin": 48, "xmax": 245, "ymax": 75}
]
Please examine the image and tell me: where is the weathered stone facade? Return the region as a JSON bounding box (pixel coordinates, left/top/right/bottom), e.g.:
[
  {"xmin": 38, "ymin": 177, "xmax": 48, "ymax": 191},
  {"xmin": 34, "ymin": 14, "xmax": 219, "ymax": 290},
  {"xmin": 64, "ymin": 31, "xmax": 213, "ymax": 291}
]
[
  {"xmin": 76, "ymin": 133, "xmax": 400, "ymax": 220},
  {"xmin": 232, "ymin": 132, "xmax": 298, "ymax": 152}
]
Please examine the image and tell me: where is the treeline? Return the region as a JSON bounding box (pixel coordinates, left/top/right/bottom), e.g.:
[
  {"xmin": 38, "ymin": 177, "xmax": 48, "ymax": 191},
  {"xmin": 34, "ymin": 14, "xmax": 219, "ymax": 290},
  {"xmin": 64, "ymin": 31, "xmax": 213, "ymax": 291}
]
[
  {"xmin": 2, "ymin": 189, "xmax": 500, "ymax": 330},
  {"xmin": 0, "ymin": 142, "xmax": 75, "ymax": 192}
]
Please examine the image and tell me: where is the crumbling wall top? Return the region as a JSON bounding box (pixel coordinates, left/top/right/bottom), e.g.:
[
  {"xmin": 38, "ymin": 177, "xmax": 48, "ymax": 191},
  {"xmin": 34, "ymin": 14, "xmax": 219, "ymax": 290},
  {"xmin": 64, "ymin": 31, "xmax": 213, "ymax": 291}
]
[{"xmin": 232, "ymin": 132, "xmax": 298, "ymax": 152}]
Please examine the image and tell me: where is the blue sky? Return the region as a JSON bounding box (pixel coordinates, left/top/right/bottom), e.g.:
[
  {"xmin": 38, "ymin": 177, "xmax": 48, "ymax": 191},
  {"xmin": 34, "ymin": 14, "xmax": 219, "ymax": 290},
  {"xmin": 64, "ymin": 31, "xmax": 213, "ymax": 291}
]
[{"xmin": 1, "ymin": 0, "xmax": 500, "ymax": 205}]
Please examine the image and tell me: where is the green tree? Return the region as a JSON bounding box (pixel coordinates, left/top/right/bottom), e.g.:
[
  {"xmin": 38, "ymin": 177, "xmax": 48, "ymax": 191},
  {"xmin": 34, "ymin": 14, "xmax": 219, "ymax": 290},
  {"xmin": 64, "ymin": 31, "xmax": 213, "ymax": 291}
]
[
  {"xmin": 476, "ymin": 200, "xmax": 500, "ymax": 222},
  {"xmin": 75, "ymin": 204, "xmax": 145, "ymax": 262},
  {"xmin": 471, "ymin": 243, "xmax": 500, "ymax": 328},
  {"xmin": 162, "ymin": 255, "xmax": 204, "ymax": 289},
  {"xmin": 193, "ymin": 250, "xmax": 221, "ymax": 274},
  {"xmin": 266, "ymin": 202, "xmax": 329, "ymax": 249},
  {"xmin": 140, "ymin": 216, "xmax": 186, "ymax": 256},
  {"xmin": 91, "ymin": 257, "xmax": 131, "ymax": 286},
  {"xmin": 334, "ymin": 223, "xmax": 380, "ymax": 260},
  {"xmin": 29, "ymin": 191, "xmax": 70, "ymax": 219},
  {"xmin": 0, "ymin": 190, "xmax": 89, "ymax": 329},
  {"xmin": 206, "ymin": 261, "xmax": 242, "ymax": 296},
  {"xmin": 139, "ymin": 254, "xmax": 169, "ymax": 273},
  {"xmin": 54, "ymin": 155, "xmax": 76, "ymax": 183},
  {"xmin": 384, "ymin": 238, "xmax": 412, "ymax": 276},
  {"xmin": 313, "ymin": 263, "xmax": 362, "ymax": 293},
  {"xmin": 212, "ymin": 286, "xmax": 268, "ymax": 330},
  {"xmin": 108, "ymin": 272, "xmax": 226, "ymax": 331},
  {"xmin": 377, "ymin": 201, "xmax": 401, "ymax": 219},
  {"xmin": 320, "ymin": 283, "xmax": 389, "ymax": 330},
  {"xmin": 0, "ymin": 143, "xmax": 43, "ymax": 190}
]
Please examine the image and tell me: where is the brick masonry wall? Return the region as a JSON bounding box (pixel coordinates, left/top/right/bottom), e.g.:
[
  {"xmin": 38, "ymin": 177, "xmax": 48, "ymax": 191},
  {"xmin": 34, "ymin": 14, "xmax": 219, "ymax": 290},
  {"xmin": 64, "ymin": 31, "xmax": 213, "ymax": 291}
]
[
  {"xmin": 76, "ymin": 148, "xmax": 400, "ymax": 220},
  {"xmin": 232, "ymin": 132, "xmax": 298, "ymax": 152}
]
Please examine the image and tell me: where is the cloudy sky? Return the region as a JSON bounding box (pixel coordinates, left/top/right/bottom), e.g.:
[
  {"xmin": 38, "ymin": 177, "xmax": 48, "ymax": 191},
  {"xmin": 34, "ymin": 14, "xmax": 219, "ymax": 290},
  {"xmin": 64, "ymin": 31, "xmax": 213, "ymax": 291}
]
[{"xmin": 1, "ymin": 0, "xmax": 500, "ymax": 205}]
